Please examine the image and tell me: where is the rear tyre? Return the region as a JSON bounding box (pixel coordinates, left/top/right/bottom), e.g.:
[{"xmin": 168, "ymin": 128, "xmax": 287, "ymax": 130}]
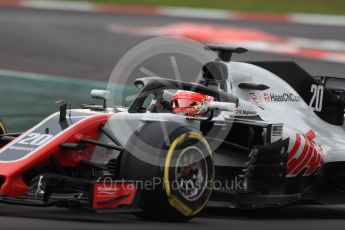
[{"xmin": 120, "ymin": 122, "xmax": 214, "ymax": 222}]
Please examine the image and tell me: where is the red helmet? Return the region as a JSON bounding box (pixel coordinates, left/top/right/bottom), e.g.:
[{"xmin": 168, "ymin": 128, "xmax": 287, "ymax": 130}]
[{"xmin": 172, "ymin": 91, "xmax": 213, "ymax": 116}]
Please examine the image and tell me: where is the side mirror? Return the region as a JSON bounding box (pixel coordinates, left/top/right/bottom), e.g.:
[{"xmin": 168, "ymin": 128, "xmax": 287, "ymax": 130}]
[
  {"xmin": 208, "ymin": 101, "xmax": 236, "ymax": 112},
  {"xmin": 91, "ymin": 90, "xmax": 110, "ymax": 108},
  {"xmin": 91, "ymin": 90, "xmax": 110, "ymax": 100}
]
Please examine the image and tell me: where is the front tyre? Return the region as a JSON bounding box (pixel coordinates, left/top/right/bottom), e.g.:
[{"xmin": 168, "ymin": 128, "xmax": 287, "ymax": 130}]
[
  {"xmin": 120, "ymin": 123, "xmax": 214, "ymax": 222},
  {"xmin": 162, "ymin": 131, "xmax": 214, "ymax": 219}
]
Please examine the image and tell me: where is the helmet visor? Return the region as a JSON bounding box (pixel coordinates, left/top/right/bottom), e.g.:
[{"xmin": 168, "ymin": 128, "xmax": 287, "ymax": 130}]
[{"xmin": 173, "ymin": 99, "xmax": 198, "ymax": 108}]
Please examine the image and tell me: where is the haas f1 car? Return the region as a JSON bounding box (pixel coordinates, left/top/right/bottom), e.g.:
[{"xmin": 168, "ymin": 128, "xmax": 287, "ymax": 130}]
[{"xmin": 1, "ymin": 45, "xmax": 345, "ymax": 221}]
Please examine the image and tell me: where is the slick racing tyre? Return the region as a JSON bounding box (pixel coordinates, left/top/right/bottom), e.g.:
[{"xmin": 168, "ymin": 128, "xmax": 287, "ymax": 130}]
[
  {"xmin": 119, "ymin": 122, "xmax": 214, "ymax": 222},
  {"xmin": 0, "ymin": 119, "xmax": 5, "ymax": 134}
]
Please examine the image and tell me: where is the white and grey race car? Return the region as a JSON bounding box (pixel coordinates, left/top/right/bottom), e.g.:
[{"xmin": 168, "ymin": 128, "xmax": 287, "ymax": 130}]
[{"xmin": 0, "ymin": 44, "xmax": 344, "ymax": 222}]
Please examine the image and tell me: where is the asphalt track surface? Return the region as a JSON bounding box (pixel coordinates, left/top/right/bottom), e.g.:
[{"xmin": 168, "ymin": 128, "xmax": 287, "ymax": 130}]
[
  {"xmin": 0, "ymin": 7, "xmax": 345, "ymax": 80},
  {"xmin": 4, "ymin": 205, "xmax": 345, "ymax": 230},
  {"xmin": 1, "ymin": 7, "xmax": 345, "ymax": 230}
]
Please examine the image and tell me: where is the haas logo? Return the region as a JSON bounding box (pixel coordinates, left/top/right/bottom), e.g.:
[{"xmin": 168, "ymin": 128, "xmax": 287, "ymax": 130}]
[
  {"xmin": 287, "ymin": 130, "xmax": 324, "ymax": 177},
  {"xmin": 263, "ymin": 92, "xmax": 270, "ymax": 102}
]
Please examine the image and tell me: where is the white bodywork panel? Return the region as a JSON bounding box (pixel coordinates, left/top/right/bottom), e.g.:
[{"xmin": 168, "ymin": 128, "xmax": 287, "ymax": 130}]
[
  {"xmin": 106, "ymin": 112, "xmax": 200, "ymax": 147},
  {"xmin": 227, "ymin": 62, "xmax": 345, "ymax": 164},
  {"xmin": 100, "ymin": 61, "xmax": 345, "ymax": 176}
]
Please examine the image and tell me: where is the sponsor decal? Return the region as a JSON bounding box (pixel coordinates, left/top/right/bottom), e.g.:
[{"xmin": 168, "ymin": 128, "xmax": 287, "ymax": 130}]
[
  {"xmin": 17, "ymin": 133, "xmax": 54, "ymax": 146},
  {"xmin": 234, "ymin": 108, "xmax": 257, "ymax": 116},
  {"xmin": 234, "ymin": 101, "xmax": 259, "ymax": 116},
  {"xmin": 93, "ymin": 182, "xmax": 137, "ymax": 209},
  {"xmin": 264, "ymin": 92, "xmax": 301, "ymax": 103},
  {"xmin": 263, "ymin": 92, "xmax": 270, "ymax": 102},
  {"xmin": 271, "ymin": 124, "xmax": 283, "ymax": 143},
  {"xmin": 0, "ymin": 112, "xmax": 94, "ymax": 162},
  {"xmin": 97, "ymin": 186, "xmax": 119, "ymax": 195},
  {"xmin": 287, "ymin": 130, "xmax": 324, "ymax": 177},
  {"xmin": 249, "ymin": 92, "xmax": 264, "ymax": 109},
  {"xmin": 309, "ymin": 84, "xmax": 324, "ymax": 112},
  {"xmin": 8, "ymin": 146, "xmax": 35, "ymax": 152},
  {"xmin": 250, "ymin": 93, "xmax": 259, "ymax": 103}
]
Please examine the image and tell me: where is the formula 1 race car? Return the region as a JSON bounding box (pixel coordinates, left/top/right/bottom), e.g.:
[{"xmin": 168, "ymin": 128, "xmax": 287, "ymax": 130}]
[{"xmin": 1, "ymin": 44, "xmax": 345, "ymax": 222}]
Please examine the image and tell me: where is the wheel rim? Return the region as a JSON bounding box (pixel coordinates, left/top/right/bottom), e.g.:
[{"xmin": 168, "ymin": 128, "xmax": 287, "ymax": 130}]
[{"xmin": 174, "ymin": 146, "xmax": 208, "ymax": 202}]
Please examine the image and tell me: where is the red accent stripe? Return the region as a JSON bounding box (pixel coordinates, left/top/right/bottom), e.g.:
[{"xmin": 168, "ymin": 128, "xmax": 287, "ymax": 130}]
[
  {"xmin": 0, "ymin": 113, "xmax": 111, "ymax": 197},
  {"xmin": 0, "ymin": 0, "xmax": 21, "ymax": 7},
  {"xmin": 305, "ymin": 129, "xmax": 316, "ymax": 140},
  {"xmin": 306, "ymin": 148, "xmax": 320, "ymax": 175},
  {"xmin": 288, "ymin": 136, "xmax": 310, "ymax": 175},
  {"xmin": 315, "ymin": 149, "xmax": 324, "ymax": 173},
  {"xmin": 294, "ymin": 49, "xmax": 328, "ymax": 59},
  {"xmin": 288, "ymin": 133, "xmax": 301, "ymax": 163},
  {"xmin": 291, "ymin": 145, "xmax": 314, "ymax": 176}
]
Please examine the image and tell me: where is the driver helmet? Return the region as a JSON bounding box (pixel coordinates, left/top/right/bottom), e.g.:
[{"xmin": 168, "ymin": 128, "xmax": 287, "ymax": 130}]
[{"xmin": 172, "ymin": 90, "xmax": 213, "ymax": 116}]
